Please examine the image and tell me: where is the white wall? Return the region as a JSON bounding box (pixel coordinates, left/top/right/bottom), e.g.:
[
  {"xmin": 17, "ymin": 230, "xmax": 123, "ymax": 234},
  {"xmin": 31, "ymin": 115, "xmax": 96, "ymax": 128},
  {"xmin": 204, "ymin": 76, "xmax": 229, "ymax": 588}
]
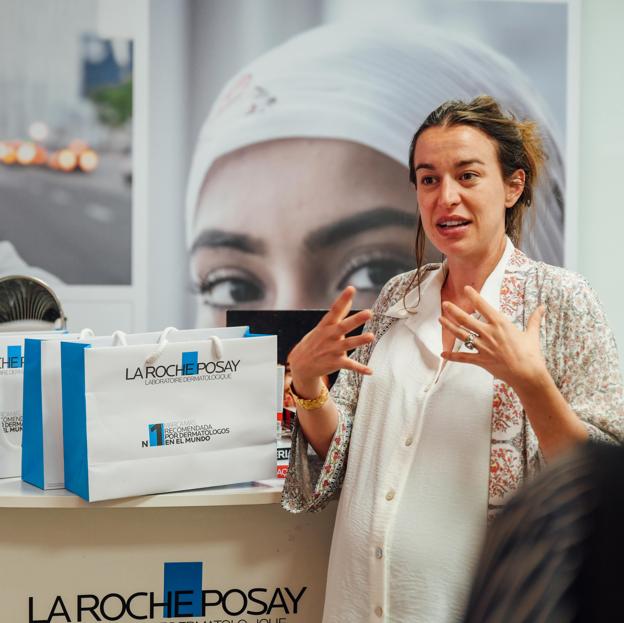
[
  {"xmin": 578, "ymin": 0, "xmax": 624, "ymax": 371},
  {"xmin": 141, "ymin": 0, "xmax": 190, "ymax": 331}
]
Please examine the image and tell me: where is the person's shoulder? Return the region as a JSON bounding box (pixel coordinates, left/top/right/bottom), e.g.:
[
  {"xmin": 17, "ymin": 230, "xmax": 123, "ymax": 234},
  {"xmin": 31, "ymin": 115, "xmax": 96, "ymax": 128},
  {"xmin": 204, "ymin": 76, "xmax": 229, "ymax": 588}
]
[
  {"xmin": 536, "ymin": 261, "xmax": 589, "ymax": 288},
  {"xmin": 532, "ymin": 261, "xmax": 606, "ymax": 321},
  {"xmin": 534, "ymin": 261, "xmax": 596, "ymax": 300},
  {"xmin": 505, "ymin": 247, "xmax": 593, "ymax": 297}
]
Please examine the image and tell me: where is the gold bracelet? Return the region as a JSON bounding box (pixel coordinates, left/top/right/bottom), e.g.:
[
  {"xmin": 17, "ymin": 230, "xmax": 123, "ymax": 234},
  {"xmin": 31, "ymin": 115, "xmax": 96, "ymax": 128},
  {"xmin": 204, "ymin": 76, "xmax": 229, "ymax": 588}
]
[{"xmin": 290, "ymin": 382, "xmax": 329, "ymax": 411}]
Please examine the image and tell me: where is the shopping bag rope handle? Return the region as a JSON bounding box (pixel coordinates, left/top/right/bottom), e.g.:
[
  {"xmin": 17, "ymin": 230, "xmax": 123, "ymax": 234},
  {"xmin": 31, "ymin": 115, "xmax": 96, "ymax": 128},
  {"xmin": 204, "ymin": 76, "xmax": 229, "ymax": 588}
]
[
  {"xmin": 79, "ymin": 328, "xmax": 95, "ymax": 339},
  {"xmin": 144, "ymin": 327, "xmax": 223, "ymax": 366},
  {"xmin": 145, "ymin": 326, "xmax": 177, "ymax": 365},
  {"xmin": 111, "ymin": 330, "xmax": 128, "ymax": 346}
]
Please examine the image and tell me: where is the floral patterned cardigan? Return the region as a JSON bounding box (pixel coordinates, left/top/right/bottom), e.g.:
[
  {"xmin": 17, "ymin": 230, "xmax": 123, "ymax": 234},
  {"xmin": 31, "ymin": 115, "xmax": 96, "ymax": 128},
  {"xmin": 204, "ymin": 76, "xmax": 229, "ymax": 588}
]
[{"xmin": 282, "ymin": 248, "xmax": 624, "ymax": 519}]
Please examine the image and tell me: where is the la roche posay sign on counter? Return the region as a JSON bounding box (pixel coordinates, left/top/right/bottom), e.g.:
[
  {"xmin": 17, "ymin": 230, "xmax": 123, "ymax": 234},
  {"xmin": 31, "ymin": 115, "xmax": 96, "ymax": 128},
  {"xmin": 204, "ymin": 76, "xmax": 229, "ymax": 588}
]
[
  {"xmin": 61, "ymin": 333, "xmax": 278, "ymax": 501},
  {"xmin": 27, "ymin": 560, "xmax": 309, "ymax": 623}
]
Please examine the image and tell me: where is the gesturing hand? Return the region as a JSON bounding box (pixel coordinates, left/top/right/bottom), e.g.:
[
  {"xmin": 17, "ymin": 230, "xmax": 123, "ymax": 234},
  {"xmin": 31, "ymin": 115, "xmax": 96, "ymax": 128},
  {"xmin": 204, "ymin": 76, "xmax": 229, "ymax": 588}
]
[
  {"xmin": 288, "ymin": 286, "xmax": 375, "ymax": 395},
  {"xmin": 439, "ymin": 285, "xmax": 548, "ymax": 390}
]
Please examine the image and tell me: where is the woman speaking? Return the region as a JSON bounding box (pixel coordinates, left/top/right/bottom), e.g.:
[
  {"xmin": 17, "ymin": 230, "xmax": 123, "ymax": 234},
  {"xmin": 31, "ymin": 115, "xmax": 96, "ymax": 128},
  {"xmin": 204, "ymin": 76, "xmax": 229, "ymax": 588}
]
[{"xmin": 282, "ymin": 96, "xmax": 624, "ymax": 623}]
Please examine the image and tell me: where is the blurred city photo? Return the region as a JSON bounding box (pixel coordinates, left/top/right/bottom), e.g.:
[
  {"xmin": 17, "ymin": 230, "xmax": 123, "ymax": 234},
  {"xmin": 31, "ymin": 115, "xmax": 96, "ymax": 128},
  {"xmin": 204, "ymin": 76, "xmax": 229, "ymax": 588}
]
[{"xmin": 0, "ymin": 0, "xmax": 132, "ymax": 286}]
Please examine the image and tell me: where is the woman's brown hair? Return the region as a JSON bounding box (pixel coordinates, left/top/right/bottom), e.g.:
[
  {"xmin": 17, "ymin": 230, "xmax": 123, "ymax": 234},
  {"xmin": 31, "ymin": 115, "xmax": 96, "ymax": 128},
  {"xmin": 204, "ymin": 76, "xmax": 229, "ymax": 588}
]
[{"xmin": 405, "ymin": 95, "xmax": 546, "ymax": 305}]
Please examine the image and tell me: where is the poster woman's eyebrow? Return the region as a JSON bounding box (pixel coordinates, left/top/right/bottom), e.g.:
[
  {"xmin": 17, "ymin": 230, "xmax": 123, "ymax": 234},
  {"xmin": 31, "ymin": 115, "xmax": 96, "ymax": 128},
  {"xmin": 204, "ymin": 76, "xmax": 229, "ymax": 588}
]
[
  {"xmin": 415, "ymin": 159, "xmax": 485, "ymax": 172},
  {"xmin": 304, "ymin": 207, "xmax": 416, "ymax": 251},
  {"xmin": 191, "ymin": 229, "xmax": 267, "ymax": 255}
]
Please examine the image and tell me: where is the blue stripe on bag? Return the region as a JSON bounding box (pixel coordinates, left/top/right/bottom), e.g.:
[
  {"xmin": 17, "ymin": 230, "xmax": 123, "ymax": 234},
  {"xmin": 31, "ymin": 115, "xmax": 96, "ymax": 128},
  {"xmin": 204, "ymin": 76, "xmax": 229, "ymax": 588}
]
[
  {"xmin": 243, "ymin": 328, "xmax": 270, "ymax": 338},
  {"xmin": 62, "ymin": 341, "xmax": 91, "ymax": 501},
  {"xmin": 22, "ymin": 339, "xmax": 44, "ymax": 489}
]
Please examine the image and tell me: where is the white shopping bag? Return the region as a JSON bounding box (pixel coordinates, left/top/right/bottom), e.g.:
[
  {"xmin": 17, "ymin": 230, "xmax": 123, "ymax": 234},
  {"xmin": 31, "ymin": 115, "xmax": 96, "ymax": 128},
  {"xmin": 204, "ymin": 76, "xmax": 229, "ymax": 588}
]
[
  {"xmin": 0, "ymin": 331, "xmax": 65, "ymax": 478},
  {"xmin": 22, "ymin": 329, "xmax": 95, "ymax": 490},
  {"xmin": 23, "ymin": 326, "xmax": 248, "ymax": 490},
  {"xmin": 61, "ymin": 327, "xmax": 277, "ymax": 501}
]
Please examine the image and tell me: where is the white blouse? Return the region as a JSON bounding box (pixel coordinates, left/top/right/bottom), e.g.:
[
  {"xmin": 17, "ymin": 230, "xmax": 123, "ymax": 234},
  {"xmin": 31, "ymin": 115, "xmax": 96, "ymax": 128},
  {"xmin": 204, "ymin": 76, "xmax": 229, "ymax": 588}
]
[{"xmin": 321, "ymin": 239, "xmax": 514, "ymax": 623}]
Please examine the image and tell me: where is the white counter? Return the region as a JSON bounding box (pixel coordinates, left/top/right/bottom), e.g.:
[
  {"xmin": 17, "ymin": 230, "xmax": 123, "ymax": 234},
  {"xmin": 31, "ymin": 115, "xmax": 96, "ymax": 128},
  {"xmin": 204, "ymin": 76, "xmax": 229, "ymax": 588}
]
[
  {"xmin": 0, "ymin": 476, "xmax": 284, "ymax": 508},
  {"xmin": 0, "ymin": 477, "xmax": 336, "ymax": 622}
]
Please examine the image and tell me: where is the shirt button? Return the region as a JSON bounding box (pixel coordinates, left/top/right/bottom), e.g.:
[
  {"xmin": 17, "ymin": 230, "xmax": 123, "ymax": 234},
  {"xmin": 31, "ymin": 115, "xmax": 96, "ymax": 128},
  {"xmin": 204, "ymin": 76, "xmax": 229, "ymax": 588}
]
[
  {"xmin": 375, "ymin": 547, "xmax": 383, "ymax": 559},
  {"xmin": 405, "ymin": 437, "xmax": 413, "ymax": 447},
  {"xmin": 375, "ymin": 606, "xmax": 383, "ymax": 617},
  {"xmin": 385, "ymin": 489, "xmax": 395, "ymax": 501},
  {"xmin": 423, "ymin": 386, "xmax": 429, "ymax": 393}
]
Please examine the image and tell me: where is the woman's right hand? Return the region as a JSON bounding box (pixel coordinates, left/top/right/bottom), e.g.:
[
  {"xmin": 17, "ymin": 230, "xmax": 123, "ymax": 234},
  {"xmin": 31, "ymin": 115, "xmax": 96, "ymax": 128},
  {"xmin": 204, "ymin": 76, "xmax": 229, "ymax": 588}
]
[{"xmin": 289, "ymin": 286, "xmax": 375, "ymax": 398}]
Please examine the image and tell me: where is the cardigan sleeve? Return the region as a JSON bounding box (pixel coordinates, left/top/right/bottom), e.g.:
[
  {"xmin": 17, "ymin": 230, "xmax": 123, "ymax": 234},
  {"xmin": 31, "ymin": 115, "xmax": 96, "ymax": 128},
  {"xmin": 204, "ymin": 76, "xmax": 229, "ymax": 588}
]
[
  {"xmin": 281, "ymin": 272, "xmax": 410, "ymax": 513},
  {"xmin": 280, "ymin": 343, "xmax": 368, "ymax": 513},
  {"xmin": 545, "ymin": 269, "xmax": 624, "ymax": 445}
]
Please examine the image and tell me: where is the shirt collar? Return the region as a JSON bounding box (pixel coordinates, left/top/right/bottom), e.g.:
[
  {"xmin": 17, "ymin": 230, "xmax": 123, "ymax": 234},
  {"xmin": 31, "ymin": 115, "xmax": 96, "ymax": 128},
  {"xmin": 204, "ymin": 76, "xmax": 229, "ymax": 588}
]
[
  {"xmin": 384, "ymin": 236, "xmax": 515, "ymax": 320},
  {"xmin": 385, "ymin": 237, "xmax": 515, "ymax": 355},
  {"xmin": 384, "ymin": 263, "xmax": 444, "ymax": 320},
  {"xmin": 475, "ymin": 235, "xmax": 515, "ymax": 311},
  {"xmin": 385, "ymin": 238, "xmax": 515, "ymax": 355}
]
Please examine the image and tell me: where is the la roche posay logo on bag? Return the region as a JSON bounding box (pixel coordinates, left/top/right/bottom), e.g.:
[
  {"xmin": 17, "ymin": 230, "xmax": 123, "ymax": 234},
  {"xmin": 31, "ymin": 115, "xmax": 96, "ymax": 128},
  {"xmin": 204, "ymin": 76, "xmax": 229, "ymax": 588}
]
[
  {"xmin": 123, "ymin": 350, "xmax": 239, "ymax": 449},
  {"xmin": 0, "ymin": 344, "xmax": 23, "ymax": 374},
  {"xmin": 1, "ymin": 345, "xmax": 23, "ymax": 437},
  {"xmin": 125, "ymin": 351, "xmax": 241, "ymax": 386}
]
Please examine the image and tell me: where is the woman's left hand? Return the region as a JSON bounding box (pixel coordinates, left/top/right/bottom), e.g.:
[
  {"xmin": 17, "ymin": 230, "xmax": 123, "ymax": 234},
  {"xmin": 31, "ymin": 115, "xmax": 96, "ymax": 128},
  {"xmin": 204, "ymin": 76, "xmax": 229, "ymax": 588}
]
[{"xmin": 439, "ymin": 285, "xmax": 548, "ymax": 391}]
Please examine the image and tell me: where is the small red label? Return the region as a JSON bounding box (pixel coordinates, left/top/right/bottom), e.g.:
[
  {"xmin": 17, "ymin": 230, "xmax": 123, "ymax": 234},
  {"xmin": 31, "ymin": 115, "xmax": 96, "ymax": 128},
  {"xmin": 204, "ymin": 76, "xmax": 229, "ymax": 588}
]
[{"xmin": 276, "ymin": 464, "xmax": 288, "ymax": 479}]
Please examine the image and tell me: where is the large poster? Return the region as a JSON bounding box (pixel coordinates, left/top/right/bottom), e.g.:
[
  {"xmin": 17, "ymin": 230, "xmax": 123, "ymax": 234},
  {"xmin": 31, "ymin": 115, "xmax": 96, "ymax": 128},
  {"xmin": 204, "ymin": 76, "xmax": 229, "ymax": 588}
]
[
  {"xmin": 184, "ymin": 0, "xmax": 574, "ymax": 329},
  {"xmin": 0, "ymin": 0, "xmax": 575, "ymax": 334}
]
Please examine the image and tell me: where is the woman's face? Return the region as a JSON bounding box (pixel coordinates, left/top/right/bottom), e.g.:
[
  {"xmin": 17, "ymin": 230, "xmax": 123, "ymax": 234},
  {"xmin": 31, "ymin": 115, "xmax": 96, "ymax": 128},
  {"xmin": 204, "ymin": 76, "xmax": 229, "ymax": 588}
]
[
  {"xmin": 191, "ymin": 138, "xmax": 439, "ymax": 327},
  {"xmin": 412, "ymin": 124, "xmax": 522, "ymax": 263}
]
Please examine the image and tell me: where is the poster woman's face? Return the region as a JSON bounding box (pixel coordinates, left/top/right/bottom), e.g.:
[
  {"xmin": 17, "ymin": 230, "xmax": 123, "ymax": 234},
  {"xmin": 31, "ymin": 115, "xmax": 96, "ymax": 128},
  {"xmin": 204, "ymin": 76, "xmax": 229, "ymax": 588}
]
[{"xmin": 190, "ymin": 138, "xmax": 436, "ymax": 327}]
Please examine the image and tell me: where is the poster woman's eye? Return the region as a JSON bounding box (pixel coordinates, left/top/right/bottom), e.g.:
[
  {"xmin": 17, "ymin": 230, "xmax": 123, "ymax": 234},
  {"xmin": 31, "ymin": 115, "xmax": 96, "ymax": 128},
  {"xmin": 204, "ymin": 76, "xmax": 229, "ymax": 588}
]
[
  {"xmin": 338, "ymin": 255, "xmax": 413, "ymax": 292},
  {"xmin": 195, "ymin": 269, "xmax": 264, "ymax": 308}
]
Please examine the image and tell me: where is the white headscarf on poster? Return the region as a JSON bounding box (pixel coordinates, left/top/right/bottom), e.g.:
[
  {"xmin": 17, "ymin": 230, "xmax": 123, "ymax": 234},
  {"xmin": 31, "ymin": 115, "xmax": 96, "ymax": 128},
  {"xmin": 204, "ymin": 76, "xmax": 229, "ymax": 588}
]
[{"xmin": 187, "ymin": 20, "xmax": 565, "ymax": 265}]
